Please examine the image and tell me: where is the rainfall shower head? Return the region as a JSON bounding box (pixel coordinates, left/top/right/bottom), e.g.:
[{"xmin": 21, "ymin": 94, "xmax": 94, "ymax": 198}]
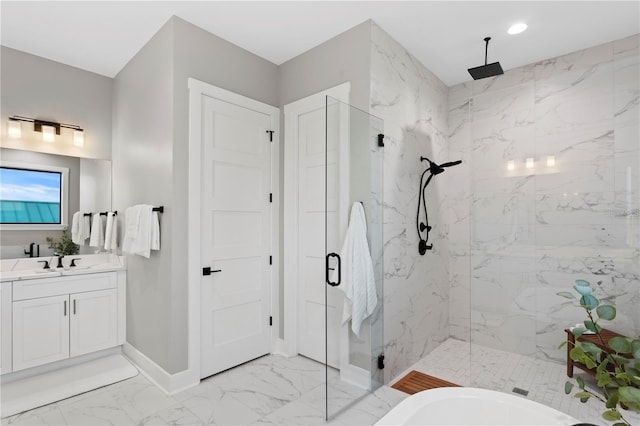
[{"xmin": 468, "ymin": 37, "xmax": 504, "ymax": 80}]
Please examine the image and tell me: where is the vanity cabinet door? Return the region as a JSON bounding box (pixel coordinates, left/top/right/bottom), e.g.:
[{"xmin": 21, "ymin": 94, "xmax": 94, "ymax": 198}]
[
  {"xmin": 12, "ymin": 295, "xmax": 70, "ymax": 371},
  {"xmin": 69, "ymin": 289, "xmax": 117, "ymax": 357}
]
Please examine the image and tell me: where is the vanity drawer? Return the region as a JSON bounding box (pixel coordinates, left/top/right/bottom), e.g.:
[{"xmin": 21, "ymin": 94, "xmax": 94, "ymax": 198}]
[{"xmin": 13, "ymin": 272, "xmax": 117, "ymax": 301}]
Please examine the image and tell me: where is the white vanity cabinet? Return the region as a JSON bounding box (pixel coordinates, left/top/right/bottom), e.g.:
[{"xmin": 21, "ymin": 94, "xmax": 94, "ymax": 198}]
[
  {"xmin": 3, "ymin": 270, "xmax": 125, "ymax": 374},
  {"xmin": 12, "ymin": 294, "xmax": 71, "ymax": 371}
]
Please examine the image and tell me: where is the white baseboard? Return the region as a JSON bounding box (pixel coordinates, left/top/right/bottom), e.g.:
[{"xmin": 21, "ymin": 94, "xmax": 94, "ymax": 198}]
[
  {"xmin": 340, "ymin": 363, "xmax": 371, "ymax": 391},
  {"xmin": 272, "ymin": 338, "xmax": 295, "ymax": 357},
  {"xmin": 122, "ymin": 342, "xmax": 198, "ymax": 395}
]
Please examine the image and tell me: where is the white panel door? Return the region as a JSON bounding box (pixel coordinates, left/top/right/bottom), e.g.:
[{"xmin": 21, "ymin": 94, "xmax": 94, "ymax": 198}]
[
  {"xmin": 289, "ymin": 92, "xmax": 346, "ymax": 368},
  {"xmin": 69, "ymin": 289, "xmax": 118, "ymax": 357},
  {"xmin": 200, "ymin": 94, "xmax": 274, "ymax": 378},
  {"xmin": 12, "ymin": 295, "xmax": 69, "ymax": 371}
]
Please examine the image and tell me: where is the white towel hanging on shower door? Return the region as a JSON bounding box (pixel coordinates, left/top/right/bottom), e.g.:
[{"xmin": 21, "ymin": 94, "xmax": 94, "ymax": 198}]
[{"xmin": 332, "ymin": 202, "xmax": 377, "ymax": 337}]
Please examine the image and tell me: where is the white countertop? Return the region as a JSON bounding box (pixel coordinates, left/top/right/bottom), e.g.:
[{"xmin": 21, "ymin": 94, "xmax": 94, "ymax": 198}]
[{"xmin": 0, "ymin": 254, "xmax": 125, "ymax": 282}]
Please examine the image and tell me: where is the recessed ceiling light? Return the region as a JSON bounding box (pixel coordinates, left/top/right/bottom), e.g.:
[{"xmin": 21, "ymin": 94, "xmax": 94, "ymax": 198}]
[{"xmin": 508, "ymin": 22, "xmax": 528, "ymax": 35}]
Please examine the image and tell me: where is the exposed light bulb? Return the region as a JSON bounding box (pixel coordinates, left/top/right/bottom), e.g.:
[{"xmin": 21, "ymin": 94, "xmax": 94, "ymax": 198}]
[
  {"xmin": 41, "ymin": 125, "xmax": 56, "ymax": 142},
  {"xmin": 546, "ymin": 155, "xmax": 556, "ymax": 167},
  {"xmin": 73, "ymin": 129, "xmax": 84, "ymax": 147},
  {"xmin": 508, "ymin": 22, "xmax": 528, "ymax": 35},
  {"xmin": 8, "ymin": 120, "xmax": 21, "ymax": 138}
]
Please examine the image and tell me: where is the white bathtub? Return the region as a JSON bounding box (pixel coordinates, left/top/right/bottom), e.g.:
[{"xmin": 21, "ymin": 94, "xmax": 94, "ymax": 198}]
[{"xmin": 376, "ymin": 387, "xmax": 582, "ymax": 425}]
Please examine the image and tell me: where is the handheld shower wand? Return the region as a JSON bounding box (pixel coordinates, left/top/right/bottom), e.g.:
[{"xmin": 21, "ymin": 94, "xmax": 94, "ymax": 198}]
[{"xmin": 416, "ymin": 157, "xmax": 462, "ymax": 255}]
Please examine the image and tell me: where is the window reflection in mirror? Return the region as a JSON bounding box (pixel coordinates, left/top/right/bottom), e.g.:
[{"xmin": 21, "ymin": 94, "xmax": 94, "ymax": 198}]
[{"xmin": 0, "ymin": 148, "xmax": 111, "ymax": 259}]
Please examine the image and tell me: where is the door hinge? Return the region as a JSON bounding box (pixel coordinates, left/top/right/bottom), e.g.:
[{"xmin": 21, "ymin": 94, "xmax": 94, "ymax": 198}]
[
  {"xmin": 266, "ymin": 130, "xmax": 274, "ymax": 142},
  {"xmin": 377, "ymin": 353, "xmax": 385, "ymax": 370},
  {"xmin": 269, "ymin": 193, "xmax": 273, "ymax": 203},
  {"xmin": 269, "ymin": 316, "xmax": 273, "ymax": 326},
  {"xmin": 269, "ymin": 255, "xmax": 272, "ymax": 265}
]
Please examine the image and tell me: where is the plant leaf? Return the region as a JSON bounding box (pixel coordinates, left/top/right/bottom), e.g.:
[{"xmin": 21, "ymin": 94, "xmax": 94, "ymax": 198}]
[
  {"xmin": 564, "ymin": 381, "xmax": 574, "ymax": 394},
  {"xmin": 574, "ymin": 285, "xmax": 593, "ymax": 296},
  {"xmin": 576, "ymin": 376, "xmax": 585, "ymax": 390},
  {"xmin": 584, "ymin": 320, "xmax": 602, "ymax": 334},
  {"xmin": 618, "ymin": 386, "xmax": 640, "ymax": 408},
  {"xmin": 596, "ymin": 304, "xmax": 616, "ymax": 321},
  {"xmin": 571, "ymin": 327, "xmax": 587, "ymax": 337},
  {"xmin": 606, "ymin": 391, "xmax": 619, "ymax": 409},
  {"xmin": 602, "ymin": 410, "xmax": 622, "ymax": 421},
  {"xmin": 557, "ymin": 291, "xmax": 576, "ymax": 300},
  {"xmin": 609, "ymin": 337, "xmax": 631, "ymax": 354},
  {"xmin": 580, "ymin": 294, "xmax": 599, "ymax": 310},
  {"xmin": 558, "ymin": 341, "xmax": 568, "ymax": 349},
  {"xmin": 631, "ymin": 339, "xmax": 640, "ymax": 359},
  {"xmin": 575, "ymin": 391, "xmax": 591, "ymax": 399},
  {"xmin": 580, "ymin": 341, "xmax": 602, "ymax": 356},
  {"xmin": 575, "ymin": 279, "xmax": 591, "ymax": 287}
]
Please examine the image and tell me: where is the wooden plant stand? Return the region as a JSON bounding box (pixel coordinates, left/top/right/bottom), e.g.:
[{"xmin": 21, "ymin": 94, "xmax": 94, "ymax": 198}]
[{"xmin": 565, "ymin": 328, "xmax": 627, "ymax": 378}]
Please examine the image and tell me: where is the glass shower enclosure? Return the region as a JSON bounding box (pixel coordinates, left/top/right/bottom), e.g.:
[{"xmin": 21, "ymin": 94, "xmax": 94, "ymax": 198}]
[{"xmin": 323, "ymin": 96, "xmax": 384, "ymax": 420}]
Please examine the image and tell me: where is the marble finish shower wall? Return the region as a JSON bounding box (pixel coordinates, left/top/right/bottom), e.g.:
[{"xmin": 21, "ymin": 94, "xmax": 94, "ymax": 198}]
[
  {"xmin": 369, "ymin": 24, "xmax": 451, "ymax": 382},
  {"xmin": 448, "ymin": 34, "xmax": 640, "ymax": 363}
]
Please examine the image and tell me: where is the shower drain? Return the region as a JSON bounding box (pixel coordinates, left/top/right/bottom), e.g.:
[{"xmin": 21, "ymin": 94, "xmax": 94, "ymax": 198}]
[{"xmin": 512, "ymin": 387, "xmax": 529, "ymax": 396}]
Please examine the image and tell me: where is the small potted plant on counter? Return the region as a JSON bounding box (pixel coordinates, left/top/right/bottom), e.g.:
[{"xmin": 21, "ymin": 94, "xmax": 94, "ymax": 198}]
[
  {"xmin": 46, "ymin": 230, "xmax": 79, "ymax": 256},
  {"xmin": 558, "ymin": 279, "xmax": 640, "ymax": 426}
]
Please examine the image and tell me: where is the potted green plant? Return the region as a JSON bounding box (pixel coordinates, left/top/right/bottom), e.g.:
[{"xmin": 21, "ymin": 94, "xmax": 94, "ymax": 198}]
[
  {"xmin": 558, "ymin": 279, "xmax": 640, "ymax": 425},
  {"xmin": 46, "ymin": 230, "xmax": 79, "ymax": 256}
]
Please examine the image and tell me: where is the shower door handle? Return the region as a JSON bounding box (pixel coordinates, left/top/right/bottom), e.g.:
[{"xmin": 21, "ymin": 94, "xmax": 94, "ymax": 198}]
[{"xmin": 326, "ymin": 252, "xmax": 341, "ymax": 287}]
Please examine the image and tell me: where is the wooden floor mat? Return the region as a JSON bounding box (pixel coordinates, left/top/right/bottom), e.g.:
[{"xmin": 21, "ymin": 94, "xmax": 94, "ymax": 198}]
[{"xmin": 391, "ymin": 370, "xmax": 461, "ymax": 395}]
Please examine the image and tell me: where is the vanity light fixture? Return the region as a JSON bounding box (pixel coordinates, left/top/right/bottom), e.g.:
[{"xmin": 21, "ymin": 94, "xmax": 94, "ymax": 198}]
[
  {"xmin": 7, "ymin": 119, "xmax": 21, "ymax": 138},
  {"xmin": 73, "ymin": 129, "xmax": 84, "ymax": 147},
  {"xmin": 507, "ymin": 160, "xmax": 515, "ymax": 171},
  {"xmin": 7, "ymin": 115, "xmax": 84, "ymax": 146},
  {"xmin": 41, "ymin": 124, "xmax": 56, "ymax": 142}
]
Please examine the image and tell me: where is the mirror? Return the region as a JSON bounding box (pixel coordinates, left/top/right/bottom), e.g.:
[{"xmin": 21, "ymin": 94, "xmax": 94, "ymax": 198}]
[{"xmin": 0, "ymin": 147, "xmax": 111, "ymax": 258}]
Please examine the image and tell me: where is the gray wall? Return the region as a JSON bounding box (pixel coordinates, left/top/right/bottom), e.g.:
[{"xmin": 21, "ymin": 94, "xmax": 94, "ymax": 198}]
[
  {"xmin": 112, "ymin": 19, "xmax": 176, "ymax": 372},
  {"xmin": 112, "ymin": 16, "xmax": 279, "ymax": 373},
  {"xmin": 278, "ymin": 20, "xmax": 371, "ymax": 111},
  {"xmin": 1, "ymin": 46, "xmax": 113, "ymax": 160}
]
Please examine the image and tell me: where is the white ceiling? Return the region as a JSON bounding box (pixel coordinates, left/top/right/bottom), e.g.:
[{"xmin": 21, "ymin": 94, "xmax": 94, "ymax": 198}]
[{"xmin": 1, "ymin": 1, "xmax": 639, "ymax": 87}]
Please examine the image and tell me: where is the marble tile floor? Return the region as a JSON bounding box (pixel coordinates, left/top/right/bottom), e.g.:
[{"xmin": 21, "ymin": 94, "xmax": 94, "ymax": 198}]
[
  {"xmin": 5, "ymin": 339, "xmax": 639, "ymax": 425},
  {"xmin": 1, "ymin": 354, "xmax": 407, "ymax": 426}
]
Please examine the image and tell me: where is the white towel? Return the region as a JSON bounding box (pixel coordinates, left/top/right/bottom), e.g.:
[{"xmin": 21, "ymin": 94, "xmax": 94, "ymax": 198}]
[
  {"xmin": 82, "ymin": 215, "xmax": 91, "ymax": 242},
  {"xmin": 332, "ymin": 202, "xmax": 377, "ymax": 337},
  {"xmin": 104, "ymin": 212, "xmax": 118, "ymax": 250},
  {"xmin": 89, "ymin": 214, "xmax": 105, "ymax": 248},
  {"xmin": 71, "ymin": 211, "xmax": 90, "ymax": 245},
  {"xmin": 71, "ymin": 211, "xmax": 82, "ymax": 244},
  {"xmin": 123, "ymin": 205, "xmax": 160, "ymax": 258},
  {"xmin": 151, "ymin": 211, "xmax": 160, "ymax": 251}
]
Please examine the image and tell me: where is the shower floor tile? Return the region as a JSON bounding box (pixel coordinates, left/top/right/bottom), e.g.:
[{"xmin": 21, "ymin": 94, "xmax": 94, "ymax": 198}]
[{"xmin": 401, "ymin": 338, "xmax": 640, "ymax": 426}]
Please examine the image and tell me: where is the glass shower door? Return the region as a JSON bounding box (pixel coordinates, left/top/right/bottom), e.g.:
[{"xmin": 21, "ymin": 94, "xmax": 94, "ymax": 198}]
[{"xmin": 324, "ymin": 96, "xmax": 384, "ymax": 420}]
